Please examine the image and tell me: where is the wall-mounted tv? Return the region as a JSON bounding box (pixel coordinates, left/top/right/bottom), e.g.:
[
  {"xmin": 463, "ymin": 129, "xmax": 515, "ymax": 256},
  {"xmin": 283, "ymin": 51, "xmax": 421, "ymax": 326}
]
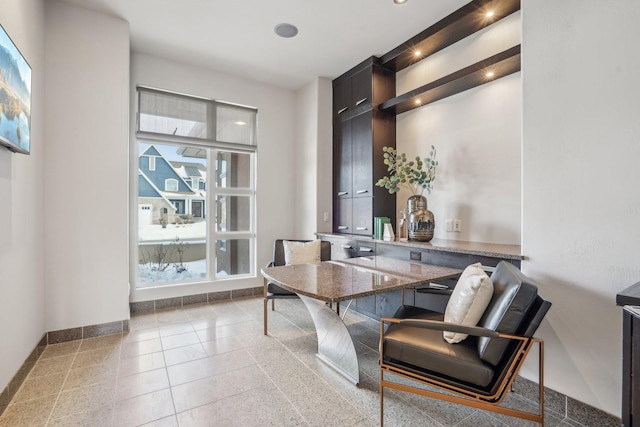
[{"xmin": 0, "ymin": 23, "xmax": 31, "ymax": 155}]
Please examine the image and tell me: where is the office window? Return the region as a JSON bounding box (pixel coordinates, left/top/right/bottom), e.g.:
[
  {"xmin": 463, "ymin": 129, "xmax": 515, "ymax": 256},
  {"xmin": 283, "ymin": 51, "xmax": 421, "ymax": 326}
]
[{"xmin": 135, "ymin": 87, "xmax": 257, "ymax": 287}]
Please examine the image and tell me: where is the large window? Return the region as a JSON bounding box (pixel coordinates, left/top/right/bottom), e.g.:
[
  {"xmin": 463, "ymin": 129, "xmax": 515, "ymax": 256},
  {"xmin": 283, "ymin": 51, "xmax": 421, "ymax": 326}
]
[{"xmin": 135, "ymin": 87, "xmax": 257, "ymax": 288}]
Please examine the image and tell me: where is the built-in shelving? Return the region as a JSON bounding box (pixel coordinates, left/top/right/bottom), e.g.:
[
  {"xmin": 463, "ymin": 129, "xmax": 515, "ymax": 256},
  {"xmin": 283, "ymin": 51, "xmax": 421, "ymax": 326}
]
[
  {"xmin": 381, "ymin": 0, "xmax": 520, "ymax": 72},
  {"xmin": 380, "ymin": 45, "xmax": 521, "ymax": 115}
]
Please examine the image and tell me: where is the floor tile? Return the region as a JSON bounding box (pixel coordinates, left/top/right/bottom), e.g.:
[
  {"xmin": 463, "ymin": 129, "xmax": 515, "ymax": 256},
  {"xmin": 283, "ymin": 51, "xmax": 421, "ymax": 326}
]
[
  {"xmin": 63, "ymin": 364, "xmax": 117, "ymax": 390},
  {"xmin": 112, "ymin": 388, "xmax": 175, "ymax": 427},
  {"xmin": 0, "ymin": 394, "xmax": 56, "ymax": 427},
  {"xmin": 170, "ymin": 364, "xmax": 270, "ymax": 413},
  {"xmin": 12, "ymin": 372, "xmax": 66, "ymax": 403},
  {"xmin": 176, "ymin": 384, "xmax": 306, "ymax": 427},
  {"xmin": 163, "ymin": 343, "xmax": 207, "ymax": 366},
  {"xmin": 120, "ymin": 338, "xmax": 163, "ymax": 359},
  {"xmin": 160, "ymin": 331, "xmax": 200, "ymax": 350},
  {"xmin": 40, "ymin": 341, "xmax": 80, "ymax": 360},
  {"xmin": 51, "ymin": 381, "xmax": 116, "ymax": 420},
  {"xmin": 166, "ymin": 348, "xmax": 256, "ymax": 386},
  {"xmin": 118, "ymin": 352, "xmax": 166, "ymax": 377},
  {"xmin": 0, "ymin": 296, "xmax": 606, "ymax": 427},
  {"xmin": 29, "ymin": 355, "xmax": 74, "ymax": 379},
  {"xmin": 115, "ymin": 368, "xmax": 170, "ymax": 401},
  {"xmin": 47, "ymin": 407, "xmax": 114, "ymax": 427}
]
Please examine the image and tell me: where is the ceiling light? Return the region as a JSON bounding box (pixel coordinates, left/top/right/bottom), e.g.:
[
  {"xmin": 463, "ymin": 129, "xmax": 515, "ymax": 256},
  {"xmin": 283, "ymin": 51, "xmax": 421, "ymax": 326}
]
[
  {"xmin": 486, "ymin": 10, "xmax": 495, "ymax": 18},
  {"xmin": 274, "ymin": 23, "xmax": 298, "ymax": 38},
  {"xmin": 414, "ymin": 99, "xmax": 421, "ymax": 105},
  {"xmin": 414, "ymin": 50, "xmax": 421, "ymax": 57},
  {"xmin": 394, "ymin": 0, "xmax": 408, "ymax": 4},
  {"xmin": 486, "ymin": 71, "xmax": 495, "ymax": 78},
  {"xmin": 235, "ymin": 121, "xmax": 247, "ymax": 126}
]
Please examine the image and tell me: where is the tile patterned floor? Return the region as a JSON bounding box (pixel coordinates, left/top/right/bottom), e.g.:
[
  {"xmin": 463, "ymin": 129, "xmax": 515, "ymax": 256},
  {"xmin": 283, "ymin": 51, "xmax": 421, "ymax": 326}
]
[{"xmin": 0, "ymin": 296, "xmax": 589, "ymax": 426}]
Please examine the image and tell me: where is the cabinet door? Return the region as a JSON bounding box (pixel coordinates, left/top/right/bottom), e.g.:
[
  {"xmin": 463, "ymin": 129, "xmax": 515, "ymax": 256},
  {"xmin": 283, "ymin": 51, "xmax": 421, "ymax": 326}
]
[
  {"xmin": 352, "ymin": 197, "xmax": 373, "ymax": 236},
  {"xmin": 333, "ymin": 120, "xmax": 352, "ymax": 198},
  {"xmin": 333, "ymin": 78, "xmax": 351, "ymax": 118},
  {"xmin": 351, "ymin": 112, "xmax": 373, "ymax": 198},
  {"xmin": 329, "ymin": 238, "xmax": 357, "ymax": 260},
  {"xmin": 334, "ymin": 198, "xmax": 352, "ymax": 234},
  {"xmin": 351, "ymin": 68, "xmax": 372, "ymax": 111}
]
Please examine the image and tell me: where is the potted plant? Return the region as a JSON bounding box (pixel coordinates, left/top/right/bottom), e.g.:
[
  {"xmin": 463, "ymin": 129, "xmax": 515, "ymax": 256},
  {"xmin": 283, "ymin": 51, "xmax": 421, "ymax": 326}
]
[{"xmin": 376, "ymin": 145, "xmax": 438, "ymax": 241}]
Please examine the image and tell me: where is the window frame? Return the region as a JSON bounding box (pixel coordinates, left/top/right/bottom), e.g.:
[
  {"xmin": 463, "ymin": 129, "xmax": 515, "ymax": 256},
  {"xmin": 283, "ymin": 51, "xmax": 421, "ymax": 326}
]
[
  {"xmin": 164, "ymin": 178, "xmax": 178, "ymax": 192},
  {"xmin": 132, "ymin": 86, "xmax": 258, "ymax": 291}
]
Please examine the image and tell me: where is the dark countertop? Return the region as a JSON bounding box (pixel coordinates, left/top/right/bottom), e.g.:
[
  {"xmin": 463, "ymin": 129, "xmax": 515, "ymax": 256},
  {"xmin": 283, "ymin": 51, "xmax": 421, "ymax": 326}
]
[
  {"xmin": 616, "ymin": 281, "xmax": 640, "ymax": 307},
  {"xmin": 316, "ymin": 233, "xmax": 524, "ymax": 260}
]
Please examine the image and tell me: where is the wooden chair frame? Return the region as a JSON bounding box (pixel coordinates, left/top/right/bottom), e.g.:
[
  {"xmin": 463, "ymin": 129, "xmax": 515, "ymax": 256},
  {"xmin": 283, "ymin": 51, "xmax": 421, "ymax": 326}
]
[{"xmin": 379, "ymin": 317, "xmax": 545, "ymax": 426}]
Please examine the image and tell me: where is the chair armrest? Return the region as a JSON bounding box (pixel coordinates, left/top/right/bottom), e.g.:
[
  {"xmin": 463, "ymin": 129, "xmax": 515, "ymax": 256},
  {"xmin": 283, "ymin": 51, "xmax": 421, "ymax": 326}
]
[{"xmin": 381, "ymin": 317, "xmax": 500, "ymax": 339}]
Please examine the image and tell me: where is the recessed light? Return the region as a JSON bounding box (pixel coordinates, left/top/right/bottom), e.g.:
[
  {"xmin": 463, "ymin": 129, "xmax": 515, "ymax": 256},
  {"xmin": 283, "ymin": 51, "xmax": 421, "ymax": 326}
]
[
  {"xmin": 414, "ymin": 99, "xmax": 421, "ymax": 105},
  {"xmin": 235, "ymin": 121, "xmax": 247, "ymax": 126},
  {"xmin": 274, "ymin": 23, "xmax": 298, "ymax": 38},
  {"xmin": 394, "ymin": 0, "xmax": 408, "ymax": 4},
  {"xmin": 486, "ymin": 10, "xmax": 495, "ymax": 18},
  {"xmin": 414, "ymin": 50, "xmax": 421, "ymax": 57},
  {"xmin": 486, "ymin": 71, "xmax": 495, "ymax": 78}
]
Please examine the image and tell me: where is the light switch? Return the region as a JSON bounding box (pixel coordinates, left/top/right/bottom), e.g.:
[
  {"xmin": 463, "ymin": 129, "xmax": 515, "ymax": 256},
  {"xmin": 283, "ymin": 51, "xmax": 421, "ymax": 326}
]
[
  {"xmin": 445, "ymin": 219, "xmax": 453, "ymax": 232},
  {"xmin": 454, "ymin": 219, "xmax": 462, "ymax": 232}
]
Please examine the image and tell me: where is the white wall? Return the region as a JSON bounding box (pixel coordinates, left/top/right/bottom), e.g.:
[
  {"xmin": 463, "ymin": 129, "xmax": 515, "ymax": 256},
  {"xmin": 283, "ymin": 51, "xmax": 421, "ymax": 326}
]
[
  {"xmin": 522, "ymin": 0, "xmax": 640, "ymax": 416},
  {"xmin": 396, "ymin": 12, "xmax": 521, "ymax": 244},
  {"xmin": 44, "ymin": 1, "xmax": 130, "ymax": 330},
  {"xmin": 0, "ymin": 0, "xmax": 46, "ymax": 393},
  {"xmin": 130, "ymin": 53, "xmax": 297, "ymax": 302},
  {"xmin": 294, "ymin": 77, "xmax": 332, "ymax": 238}
]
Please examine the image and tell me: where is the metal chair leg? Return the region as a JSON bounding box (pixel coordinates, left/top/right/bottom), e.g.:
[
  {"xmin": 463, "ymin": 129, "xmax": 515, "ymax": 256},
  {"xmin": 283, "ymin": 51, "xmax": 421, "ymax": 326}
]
[{"xmin": 263, "ymin": 297, "xmax": 268, "ymax": 335}]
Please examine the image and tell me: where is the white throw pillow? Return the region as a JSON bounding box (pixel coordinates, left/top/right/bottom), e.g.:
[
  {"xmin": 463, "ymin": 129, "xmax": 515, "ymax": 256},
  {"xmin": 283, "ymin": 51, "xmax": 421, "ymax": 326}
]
[
  {"xmin": 283, "ymin": 240, "xmax": 321, "ymax": 265},
  {"xmin": 443, "ymin": 263, "xmax": 493, "ymax": 344}
]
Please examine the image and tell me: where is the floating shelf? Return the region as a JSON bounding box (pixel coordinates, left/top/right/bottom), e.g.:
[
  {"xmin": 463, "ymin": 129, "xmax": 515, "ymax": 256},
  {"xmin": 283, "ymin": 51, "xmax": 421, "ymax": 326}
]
[
  {"xmin": 381, "ymin": 0, "xmax": 520, "ymax": 72},
  {"xmin": 379, "ymin": 45, "xmax": 521, "ymax": 116}
]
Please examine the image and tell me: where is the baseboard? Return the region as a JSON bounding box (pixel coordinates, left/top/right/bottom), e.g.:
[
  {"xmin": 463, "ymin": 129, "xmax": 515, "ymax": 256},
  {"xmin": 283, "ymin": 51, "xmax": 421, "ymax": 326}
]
[
  {"xmin": 512, "ymin": 376, "xmax": 621, "ymax": 426},
  {"xmin": 0, "ymin": 333, "xmax": 46, "ymax": 416},
  {"xmin": 0, "ymin": 317, "xmax": 130, "ymax": 417},
  {"xmin": 130, "ymin": 286, "xmax": 263, "ymax": 314}
]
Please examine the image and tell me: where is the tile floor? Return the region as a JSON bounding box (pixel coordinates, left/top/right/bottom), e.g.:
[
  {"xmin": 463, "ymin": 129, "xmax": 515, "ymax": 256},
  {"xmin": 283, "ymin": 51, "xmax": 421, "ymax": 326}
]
[{"xmin": 0, "ymin": 296, "xmax": 588, "ymax": 426}]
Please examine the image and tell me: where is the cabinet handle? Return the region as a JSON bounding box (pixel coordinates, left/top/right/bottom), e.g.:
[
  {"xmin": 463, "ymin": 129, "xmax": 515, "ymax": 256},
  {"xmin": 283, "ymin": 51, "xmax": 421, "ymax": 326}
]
[
  {"xmin": 355, "ymin": 98, "xmax": 368, "ymax": 106},
  {"xmin": 337, "ymin": 107, "xmax": 348, "ymax": 115},
  {"xmin": 359, "ymin": 247, "xmax": 373, "ymax": 252},
  {"xmin": 341, "ymin": 244, "xmax": 353, "ymax": 249},
  {"xmin": 337, "ymin": 226, "xmax": 349, "ymax": 230},
  {"xmin": 337, "ymin": 191, "xmax": 349, "ymax": 196},
  {"xmin": 356, "ymin": 227, "xmax": 368, "ymax": 231},
  {"xmin": 356, "ymin": 189, "xmax": 368, "ymax": 194}
]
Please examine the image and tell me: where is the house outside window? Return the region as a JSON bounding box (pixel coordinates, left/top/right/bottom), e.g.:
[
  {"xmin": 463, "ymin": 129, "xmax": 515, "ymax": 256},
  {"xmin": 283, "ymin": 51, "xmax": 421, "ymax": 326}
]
[{"xmin": 134, "ymin": 86, "xmax": 257, "ymax": 288}]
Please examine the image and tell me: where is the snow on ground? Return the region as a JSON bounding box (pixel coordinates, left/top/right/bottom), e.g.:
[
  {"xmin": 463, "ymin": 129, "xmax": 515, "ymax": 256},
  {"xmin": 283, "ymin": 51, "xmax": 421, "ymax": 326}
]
[
  {"xmin": 139, "ymin": 221, "xmax": 206, "ymax": 242},
  {"xmin": 137, "ymin": 259, "xmax": 228, "ymax": 287}
]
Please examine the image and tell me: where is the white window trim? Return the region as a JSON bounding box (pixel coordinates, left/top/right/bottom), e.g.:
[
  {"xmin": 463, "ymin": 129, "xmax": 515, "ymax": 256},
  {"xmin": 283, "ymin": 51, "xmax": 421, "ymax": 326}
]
[
  {"xmin": 165, "ymin": 178, "xmax": 178, "ymax": 192},
  {"xmin": 130, "ymin": 86, "xmax": 258, "ymax": 301}
]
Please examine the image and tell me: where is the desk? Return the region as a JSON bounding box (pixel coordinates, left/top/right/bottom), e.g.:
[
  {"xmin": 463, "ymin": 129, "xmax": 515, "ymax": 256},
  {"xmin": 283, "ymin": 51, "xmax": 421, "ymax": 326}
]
[{"xmin": 261, "ymin": 256, "xmax": 461, "ymax": 384}]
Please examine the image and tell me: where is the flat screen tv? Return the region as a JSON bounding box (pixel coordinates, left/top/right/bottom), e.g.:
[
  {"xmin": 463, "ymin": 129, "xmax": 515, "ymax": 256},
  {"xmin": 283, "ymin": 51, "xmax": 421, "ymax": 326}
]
[{"xmin": 0, "ymin": 23, "xmax": 31, "ymax": 154}]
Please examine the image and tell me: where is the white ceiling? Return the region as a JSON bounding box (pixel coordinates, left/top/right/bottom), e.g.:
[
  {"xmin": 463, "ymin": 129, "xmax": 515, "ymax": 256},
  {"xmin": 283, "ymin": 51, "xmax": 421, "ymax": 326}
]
[{"xmin": 57, "ymin": 0, "xmax": 471, "ymax": 90}]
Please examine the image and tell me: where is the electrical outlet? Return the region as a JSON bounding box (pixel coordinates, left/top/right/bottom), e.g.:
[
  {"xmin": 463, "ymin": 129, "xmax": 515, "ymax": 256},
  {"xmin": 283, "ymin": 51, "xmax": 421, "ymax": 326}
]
[
  {"xmin": 445, "ymin": 219, "xmax": 453, "ymax": 232},
  {"xmin": 323, "ymin": 212, "xmax": 329, "ymax": 222},
  {"xmin": 454, "ymin": 219, "xmax": 462, "ymax": 232}
]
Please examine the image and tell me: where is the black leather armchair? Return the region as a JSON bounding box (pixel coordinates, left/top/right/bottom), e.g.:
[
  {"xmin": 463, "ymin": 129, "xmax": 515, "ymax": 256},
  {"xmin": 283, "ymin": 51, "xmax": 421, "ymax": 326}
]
[
  {"xmin": 263, "ymin": 239, "xmax": 331, "ymax": 335},
  {"xmin": 379, "ymin": 261, "xmax": 551, "ymax": 425}
]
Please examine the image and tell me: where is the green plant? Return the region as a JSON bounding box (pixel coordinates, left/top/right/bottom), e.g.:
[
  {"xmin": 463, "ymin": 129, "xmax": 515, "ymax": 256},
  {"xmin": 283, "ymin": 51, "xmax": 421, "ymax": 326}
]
[{"xmin": 376, "ymin": 145, "xmax": 438, "ymax": 195}]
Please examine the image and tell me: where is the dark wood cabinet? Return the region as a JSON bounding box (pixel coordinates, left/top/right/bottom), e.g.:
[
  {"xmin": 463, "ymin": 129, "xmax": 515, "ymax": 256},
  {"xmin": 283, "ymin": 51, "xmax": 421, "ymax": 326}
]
[{"xmin": 332, "ymin": 57, "xmax": 396, "ymax": 236}]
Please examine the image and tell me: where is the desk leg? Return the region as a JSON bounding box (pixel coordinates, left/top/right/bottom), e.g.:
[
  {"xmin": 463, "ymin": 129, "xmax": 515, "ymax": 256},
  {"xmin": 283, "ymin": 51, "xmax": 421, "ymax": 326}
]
[{"xmin": 298, "ymin": 294, "xmax": 360, "ymax": 385}]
